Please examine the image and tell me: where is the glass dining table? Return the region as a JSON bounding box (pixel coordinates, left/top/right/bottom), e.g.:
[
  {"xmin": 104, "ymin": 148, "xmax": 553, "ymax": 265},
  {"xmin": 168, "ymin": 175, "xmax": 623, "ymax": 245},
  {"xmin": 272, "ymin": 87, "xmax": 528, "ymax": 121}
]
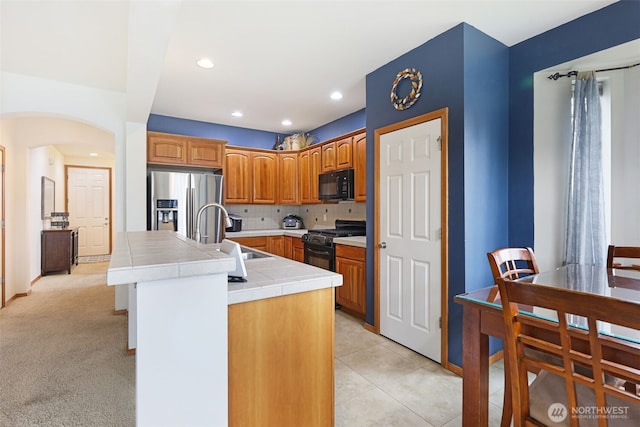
[{"xmin": 454, "ymin": 265, "xmax": 640, "ymax": 427}]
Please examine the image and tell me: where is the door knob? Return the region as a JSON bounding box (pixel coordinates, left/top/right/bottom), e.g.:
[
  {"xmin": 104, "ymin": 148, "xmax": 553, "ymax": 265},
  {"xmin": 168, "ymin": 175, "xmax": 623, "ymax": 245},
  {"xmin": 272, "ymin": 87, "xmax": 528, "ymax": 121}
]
[{"xmin": 378, "ymin": 242, "xmax": 387, "ymax": 249}]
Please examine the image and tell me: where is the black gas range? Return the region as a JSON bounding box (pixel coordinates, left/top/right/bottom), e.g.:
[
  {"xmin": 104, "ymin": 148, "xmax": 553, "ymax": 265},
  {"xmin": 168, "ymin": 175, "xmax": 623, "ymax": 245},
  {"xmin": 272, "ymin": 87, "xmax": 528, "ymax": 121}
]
[
  {"xmin": 302, "ymin": 220, "xmax": 366, "ymax": 271},
  {"xmin": 302, "ymin": 219, "xmax": 367, "ymax": 247}
]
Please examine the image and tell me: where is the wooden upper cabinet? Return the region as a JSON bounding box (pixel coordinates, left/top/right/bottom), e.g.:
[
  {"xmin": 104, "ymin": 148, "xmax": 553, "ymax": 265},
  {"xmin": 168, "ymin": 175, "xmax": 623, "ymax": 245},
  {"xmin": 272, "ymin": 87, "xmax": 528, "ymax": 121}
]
[
  {"xmin": 321, "ymin": 142, "xmax": 336, "ymax": 172},
  {"xmin": 299, "ymin": 150, "xmax": 311, "ymax": 203},
  {"xmin": 309, "ymin": 147, "xmax": 322, "ymax": 203},
  {"xmin": 278, "ymin": 152, "xmax": 299, "ymax": 205},
  {"xmin": 251, "ymin": 151, "xmax": 278, "ymax": 204},
  {"xmin": 353, "ymin": 132, "xmax": 367, "ymax": 202},
  {"xmin": 335, "ymin": 137, "xmax": 353, "ymax": 170},
  {"xmin": 147, "ymin": 132, "xmax": 187, "ymax": 165},
  {"xmin": 224, "ymin": 148, "xmax": 251, "ymax": 204},
  {"xmin": 187, "ymin": 139, "xmax": 225, "ymax": 168},
  {"xmin": 148, "ymin": 131, "xmax": 226, "ymax": 168},
  {"xmin": 299, "ymin": 146, "xmax": 321, "ymax": 204}
]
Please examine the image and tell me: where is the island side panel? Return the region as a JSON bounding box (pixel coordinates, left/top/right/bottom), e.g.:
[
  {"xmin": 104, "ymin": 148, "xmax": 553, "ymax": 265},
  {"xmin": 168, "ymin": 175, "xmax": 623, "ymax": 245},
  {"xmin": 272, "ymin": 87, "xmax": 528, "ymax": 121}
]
[
  {"xmin": 228, "ymin": 287, "xmax": 335, "ymax": 427},
  {"xmin": 136, "ymin": 274, "xmax": 228, "ymax": 427}
]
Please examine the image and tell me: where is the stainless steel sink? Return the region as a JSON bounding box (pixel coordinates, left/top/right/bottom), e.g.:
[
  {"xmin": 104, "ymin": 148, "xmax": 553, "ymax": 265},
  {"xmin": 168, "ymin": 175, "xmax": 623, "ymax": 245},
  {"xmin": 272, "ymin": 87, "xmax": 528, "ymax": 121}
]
[{"xmin": 241, "ymin": 248, "xmax": 270, "ymax": 260}]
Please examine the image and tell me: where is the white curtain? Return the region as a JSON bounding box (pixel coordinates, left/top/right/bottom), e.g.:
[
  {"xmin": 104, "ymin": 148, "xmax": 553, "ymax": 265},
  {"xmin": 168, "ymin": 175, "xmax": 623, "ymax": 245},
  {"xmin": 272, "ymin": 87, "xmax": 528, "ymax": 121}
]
[{"xmin": 563, "ymin": 71, "xmax": 607, "ymax": 266}]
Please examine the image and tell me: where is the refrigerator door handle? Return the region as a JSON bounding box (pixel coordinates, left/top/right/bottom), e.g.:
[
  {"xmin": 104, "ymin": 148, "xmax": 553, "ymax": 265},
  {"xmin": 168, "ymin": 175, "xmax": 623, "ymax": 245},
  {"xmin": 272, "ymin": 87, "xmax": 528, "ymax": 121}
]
[{"xmin": 186, "ymin": 186, "xmax": 192, "ymax": 239}]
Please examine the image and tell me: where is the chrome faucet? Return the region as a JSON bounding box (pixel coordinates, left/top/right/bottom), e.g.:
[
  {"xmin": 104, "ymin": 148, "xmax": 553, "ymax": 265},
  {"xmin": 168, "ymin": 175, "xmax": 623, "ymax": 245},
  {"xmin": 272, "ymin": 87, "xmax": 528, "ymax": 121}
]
[{"xmin": 194, "ymin": 202, "xmax": 233, "ymax": 243}]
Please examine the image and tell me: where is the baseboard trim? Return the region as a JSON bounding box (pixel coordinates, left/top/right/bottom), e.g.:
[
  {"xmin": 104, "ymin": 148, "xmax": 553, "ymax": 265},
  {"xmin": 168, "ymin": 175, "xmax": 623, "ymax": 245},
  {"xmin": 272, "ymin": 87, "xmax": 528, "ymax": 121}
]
[
  {"xmin": 5, "ymin": 290, "xmax": 31, "ymax": 306},
  {"xmin": 363, "ymin": 322, "xmax": 377, "ymax": 334}
]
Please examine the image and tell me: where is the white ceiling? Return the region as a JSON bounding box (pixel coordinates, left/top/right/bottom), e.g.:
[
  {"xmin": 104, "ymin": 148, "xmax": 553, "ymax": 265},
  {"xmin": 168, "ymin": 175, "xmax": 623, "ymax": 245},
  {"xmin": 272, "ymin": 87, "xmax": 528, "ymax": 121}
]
[{"xmin": 1, "ymin": 0, "xmax": 621, "ymax": 144}]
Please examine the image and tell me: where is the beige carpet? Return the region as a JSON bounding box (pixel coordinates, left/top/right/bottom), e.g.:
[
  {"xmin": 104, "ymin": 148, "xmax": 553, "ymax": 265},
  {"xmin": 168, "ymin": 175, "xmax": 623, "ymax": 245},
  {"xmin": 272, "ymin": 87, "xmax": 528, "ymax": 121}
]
[{"xmin": 0, "ymin": 262, "xmax": 135, "ymax": 426}]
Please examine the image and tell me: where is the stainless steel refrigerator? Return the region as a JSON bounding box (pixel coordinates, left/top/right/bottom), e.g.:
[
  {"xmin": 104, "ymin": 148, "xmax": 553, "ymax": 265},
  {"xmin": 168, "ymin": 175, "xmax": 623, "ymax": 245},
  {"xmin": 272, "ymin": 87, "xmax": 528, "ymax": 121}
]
[{"xmin": 148, "ymin": 170, "xmax": 225, "ymax": 243}]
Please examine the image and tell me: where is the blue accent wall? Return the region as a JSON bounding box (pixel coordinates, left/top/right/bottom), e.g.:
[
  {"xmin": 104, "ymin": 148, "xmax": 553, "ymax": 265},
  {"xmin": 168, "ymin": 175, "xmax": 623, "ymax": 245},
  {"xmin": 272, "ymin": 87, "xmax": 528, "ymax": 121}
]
[
  {"xmin": 365, "ymin": 23, "xmax": 509, "ymax": 366},
  {"xmin": 508, "ymin": 0, "xmax": 640, "ymax": 248},
  {"xmin": 148, "ymin": 114, "xmax": 280, "ymax": 149},
  {"xmin": 310, "ymin": 109, "xmax": 366, "ymax": 142}
]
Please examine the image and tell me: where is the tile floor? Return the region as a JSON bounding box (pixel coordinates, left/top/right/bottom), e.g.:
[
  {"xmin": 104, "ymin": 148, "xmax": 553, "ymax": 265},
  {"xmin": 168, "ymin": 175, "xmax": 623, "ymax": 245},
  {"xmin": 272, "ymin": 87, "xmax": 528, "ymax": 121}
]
[{"xmin": 334, "ymin": 310, "xmax": 507, "ymax": 426}]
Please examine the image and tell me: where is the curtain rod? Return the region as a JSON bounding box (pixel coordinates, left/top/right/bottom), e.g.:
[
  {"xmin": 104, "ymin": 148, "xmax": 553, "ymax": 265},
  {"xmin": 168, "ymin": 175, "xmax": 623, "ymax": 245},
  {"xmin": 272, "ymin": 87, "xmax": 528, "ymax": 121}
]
[{"xmin": 547, "ymin": 62, "xmax": 640, "ymax": 80}]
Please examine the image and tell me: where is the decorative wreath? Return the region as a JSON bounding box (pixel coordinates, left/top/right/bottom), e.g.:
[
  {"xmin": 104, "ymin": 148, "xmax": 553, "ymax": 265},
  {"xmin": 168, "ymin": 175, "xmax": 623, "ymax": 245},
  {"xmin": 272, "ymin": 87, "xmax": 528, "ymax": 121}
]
[{"xmin": 390, "ymin": 68, "xmax": 423, "ymax": 110}]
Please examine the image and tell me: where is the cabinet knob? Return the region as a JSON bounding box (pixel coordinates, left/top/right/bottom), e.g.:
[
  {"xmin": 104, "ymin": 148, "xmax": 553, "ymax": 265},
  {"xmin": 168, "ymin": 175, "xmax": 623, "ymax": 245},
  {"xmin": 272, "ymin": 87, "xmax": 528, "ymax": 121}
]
[{"xmin": 378, "ymin": 242, "xmax": 387, "ymax": 249}]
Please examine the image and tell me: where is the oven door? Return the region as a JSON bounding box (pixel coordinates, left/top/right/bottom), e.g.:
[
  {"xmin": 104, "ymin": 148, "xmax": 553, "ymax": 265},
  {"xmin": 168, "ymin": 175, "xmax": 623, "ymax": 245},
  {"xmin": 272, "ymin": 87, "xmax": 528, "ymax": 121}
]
[{"xmin": 304, "ymin": 242, "xmax": 335, "ymax": 272}]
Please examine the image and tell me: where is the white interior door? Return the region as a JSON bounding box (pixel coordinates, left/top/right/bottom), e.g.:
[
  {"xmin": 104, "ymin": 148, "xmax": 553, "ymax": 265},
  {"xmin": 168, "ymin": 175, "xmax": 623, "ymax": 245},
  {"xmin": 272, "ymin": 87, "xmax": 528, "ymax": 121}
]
[
  {"xmin": 67, "ymin": 167, "xmax": 111, "ymax": 256},
  {"xmin": 379, "ymin": 118, "xmax": 442, "ymax": 362}
]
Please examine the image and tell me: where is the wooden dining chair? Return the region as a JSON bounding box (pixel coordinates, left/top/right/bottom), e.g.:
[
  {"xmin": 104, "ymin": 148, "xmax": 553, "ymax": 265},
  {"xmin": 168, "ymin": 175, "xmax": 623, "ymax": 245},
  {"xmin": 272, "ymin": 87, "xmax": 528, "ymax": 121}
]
[
  {"xmin": 486, "ymin": 247, "xmax": 541, "ymax": 426},
  {"xmin": 486, "ymin": 247, "xmax": 540, "ymax": 303},
  {"xmin": 497, "ymin": 278, "xmax": 640, "ymax": 426},
  {"xmin": 607, "ymin": 245, "xmax": 640, "ymax": 270}
]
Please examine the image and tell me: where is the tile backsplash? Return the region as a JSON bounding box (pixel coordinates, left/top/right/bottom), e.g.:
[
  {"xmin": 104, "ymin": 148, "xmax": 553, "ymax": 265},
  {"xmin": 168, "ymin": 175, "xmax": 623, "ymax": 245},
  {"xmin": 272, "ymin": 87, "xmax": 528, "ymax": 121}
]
[{"xmin": 226, "ymin": 202, "xmax": 366, "ymax": 231}]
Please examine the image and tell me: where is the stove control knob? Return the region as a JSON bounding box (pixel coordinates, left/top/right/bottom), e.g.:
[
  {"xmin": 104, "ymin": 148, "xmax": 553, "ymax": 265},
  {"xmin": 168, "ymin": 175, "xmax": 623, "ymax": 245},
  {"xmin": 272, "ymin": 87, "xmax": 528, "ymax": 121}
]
[{"xmin": 378, "ymin": 242, "xmax": 387, "ymax": 249}]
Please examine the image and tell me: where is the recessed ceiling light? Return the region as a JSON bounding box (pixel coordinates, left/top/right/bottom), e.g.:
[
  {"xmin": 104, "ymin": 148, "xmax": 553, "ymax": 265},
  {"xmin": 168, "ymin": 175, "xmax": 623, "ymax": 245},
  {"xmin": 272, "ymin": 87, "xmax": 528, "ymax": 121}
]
[
  {"xmin": 281, "ymin": 119, "xmax": 292, "ymax": 126},
  {"xmin": 196, "ymin": 57, "xmax": 214, "ymax": 69},
  {"xmin": 232, "ymin": 111, "xmax": 243, "ymax": 117},
  {"xmin": 89, "ymin": 152, "xmax": 98, "ymax": 157},
  {"xmin": 330, "ymin": 91, "xmax": 343, "ymax": 100}
]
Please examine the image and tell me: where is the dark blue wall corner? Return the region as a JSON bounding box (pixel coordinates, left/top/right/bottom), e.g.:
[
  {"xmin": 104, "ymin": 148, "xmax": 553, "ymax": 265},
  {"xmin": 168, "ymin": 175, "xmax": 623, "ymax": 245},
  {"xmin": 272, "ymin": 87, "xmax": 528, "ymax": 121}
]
[
  {"xmin": 310, "ymin": 109, "xmax": 366, "ymax": 142},
  {"xmin": 461, "ymin": 26, "xmax": 510, "ymax": 291},
  {"xmin": 460, "ymin": 25, "xmax": 511, "ymax": 361},
  {"xmin": 147, "ymin": 114, "xmax": 279, "ymax": 149},
  {"xmin": 365, "ymin": 22, "xmax": 511, "ymax": 367},
  {"xmin": 365, "ymin": 23, "xmax": 469, "ymax": 365},
  {"xmin": 507, "ymin": 0, "xmax": 640, "ymax": 248}
]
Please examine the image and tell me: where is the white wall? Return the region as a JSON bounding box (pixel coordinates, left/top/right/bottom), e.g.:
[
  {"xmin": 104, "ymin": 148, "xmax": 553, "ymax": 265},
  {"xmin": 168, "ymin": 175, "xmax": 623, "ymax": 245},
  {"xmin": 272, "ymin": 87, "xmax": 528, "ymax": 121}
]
[
  {"xmin": 610, "ymin": 66, "xmax": 640, "ymax": 245},
  {"xmin": 28, "ymin": 146, "xmax": 65, "ymax": 280},
  {"xmin": 534, "ymin": 44, "xmax": 640, "ymax": 271},
  {"xmin": 0, "ymin": 72, "xmax": 128, "ymax": 299}
]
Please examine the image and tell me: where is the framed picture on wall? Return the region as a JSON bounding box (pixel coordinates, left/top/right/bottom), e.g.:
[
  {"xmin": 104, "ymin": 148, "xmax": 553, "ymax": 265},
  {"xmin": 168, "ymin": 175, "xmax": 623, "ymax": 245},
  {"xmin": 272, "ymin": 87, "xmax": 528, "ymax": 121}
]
[{"xmin": 41, "ymin": 176, "xmax": 55, "ymax": 220}]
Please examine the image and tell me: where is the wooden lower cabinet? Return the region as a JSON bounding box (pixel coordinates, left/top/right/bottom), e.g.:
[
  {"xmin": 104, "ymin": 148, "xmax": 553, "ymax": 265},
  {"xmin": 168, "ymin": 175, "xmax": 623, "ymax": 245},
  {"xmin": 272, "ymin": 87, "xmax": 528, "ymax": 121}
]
[
  {"xmin": 292, "ymin": 237, "xmax": 304, "ymax": 262},
  {"xmin": 230, "ymin": 235, "xmax": 285, "ymax": 257},
  {"xmin": 41, "ymin": 228, "xmax": 79, "ymax": 275},
  {"xmin": 228, "ymin": 287, "xmax": 335, "ymax": 427},
  {"xmin": 283, "ymin": 236, "xmax": 305, "ymax": 262},
  {"xmin": 335, "ymin": 245, "xmax": 366, "ymax": 319},
  {"xmin": 229, "ymin": 236, "xmax": 268, "ymax": 252}
]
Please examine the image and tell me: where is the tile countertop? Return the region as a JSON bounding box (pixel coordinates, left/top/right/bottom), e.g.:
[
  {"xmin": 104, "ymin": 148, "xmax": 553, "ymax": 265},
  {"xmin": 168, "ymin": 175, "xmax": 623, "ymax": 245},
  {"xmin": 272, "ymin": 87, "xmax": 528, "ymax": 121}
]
[
  {"xmin": 226, "ymin": 229, "xmax": 367, "ymax": 249},
  {"xmin": 106, "ymin": 231, "xmax": 342, "ymax": 305}
]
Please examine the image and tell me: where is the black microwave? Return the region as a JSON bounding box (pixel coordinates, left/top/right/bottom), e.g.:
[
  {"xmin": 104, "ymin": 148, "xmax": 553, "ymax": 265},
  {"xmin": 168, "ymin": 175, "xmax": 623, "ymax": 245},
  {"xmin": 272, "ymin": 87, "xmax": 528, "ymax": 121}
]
[{"xmin": 318, "ymin": 169, "xmax": 355, "ymax": 201}]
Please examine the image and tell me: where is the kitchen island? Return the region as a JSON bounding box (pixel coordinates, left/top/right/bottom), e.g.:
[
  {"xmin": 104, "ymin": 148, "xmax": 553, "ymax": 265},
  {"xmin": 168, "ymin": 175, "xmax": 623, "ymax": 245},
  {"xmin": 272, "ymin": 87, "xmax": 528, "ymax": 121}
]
[{"xmin": 107, "ymin": 230, "xmax": 342, "ymax": 427}]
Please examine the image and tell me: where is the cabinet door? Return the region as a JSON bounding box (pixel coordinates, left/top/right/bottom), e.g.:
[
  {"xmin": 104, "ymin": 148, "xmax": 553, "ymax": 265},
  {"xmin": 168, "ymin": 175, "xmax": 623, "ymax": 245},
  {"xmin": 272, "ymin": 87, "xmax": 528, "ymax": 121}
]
[
  {"xmin": 147, "ymin": 132, "xmax": 187, "ymax": 165},
  {"xmin": 299, "ymin": 150, "xmax": 311, "ymax": 204},
  {"xmin": 321, "ymin": 142, "xmax": 336, "ymax": 172},
  {"xmin": 309, "ymin": 147, "xmax": 322, "ymax": 203},
  {"xmin": 292, "ymin": 237, "xmax": 305, "ymax": 262},
  {"xmin": 335, "ymin": 245, "xmax": 366, "ymax": 318},
  {"xmin": 301, "ymin": 147, "xmax": 321, "ymax": 204},
  {"xmin": 353, "ymin": 132, "xmax": 367, "ymax": 202},
  {"xmin": 284, "ymin": 236, "xmax": 293, "ymax": 259},
  {"xmin": 335, "ymin": 137, "xmax": 353, "ymax": 170},
  {"xmin": 224, "ymin": 149, "xmax": 251, "ymax": 204},
  {"xmin": 277, "ymin": 153, "xmax": 299, "ymax": 205},
  {"xmin": 268, "ymin": 235, "xmax": 285, "ymax": 257},
  {"xmin": 188, "ymin": 139, "xmax": 225, "ymax": 168},
  {"xmin": 231, "ymin": 236, "xmax": 268, "ymax": 252},
  {"xmin": 251, "ymin": 152, "xmax": 278, "ymax": 204}
]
